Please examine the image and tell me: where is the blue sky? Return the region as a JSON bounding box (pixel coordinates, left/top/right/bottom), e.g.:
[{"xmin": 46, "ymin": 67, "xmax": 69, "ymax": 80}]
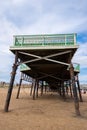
[{"xmin": 0, "ymin": 0, "xmax": 87, "ymax": 84}]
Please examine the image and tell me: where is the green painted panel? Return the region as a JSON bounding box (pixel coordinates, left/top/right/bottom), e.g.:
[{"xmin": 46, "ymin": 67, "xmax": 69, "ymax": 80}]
[
  {"xmin": 20, "ymin": 64, "xmax": 30, "ymax": 71},
  {"xmin": 73, "ymin": 63, "xmax": 80, "ymax": 72},
  {"xmin": 67, "ymin": 63, "xmax": 80, "ymax": 72}
]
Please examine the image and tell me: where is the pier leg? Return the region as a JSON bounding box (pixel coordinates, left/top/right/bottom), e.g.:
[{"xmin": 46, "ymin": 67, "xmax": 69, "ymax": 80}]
[
  {"xmin": 4, "ymin": 51, "xmax": 18, "ymax": 112},
  {"xmin": 33, "ymin": 79, "xmax": 37, "ymax": 100},
  {"xmin": 16, "ymin": 77, "xmax": 22, "ymax": 99},
  {"xmin": 76, "ymin": 75, "xmax": 83, "ymax": 102},
  {"xmin": 45, "ymin": 85, "xmax": 47, "ymax": 93},
  {"xmin": 66, "ymin": 82, "xmax": 69, "ymax": 96},
  {"xmin": 59, "ymin": 81, "xmax": 62, "ymax": 96},
  {"xmin": 69, "ymin": 81, "xmax": 73, "ymax": 98},
  {"xmin": 30, "ymin": 79, "xmax": 34, "ymax": 96},
  {"xmin": 69, "ymin": 63, "xmax": 80, "ymax": 116},
  {"xmin": 41, "ymin": 81, "xmax": 43, "ymax": 96},
  {"xmin": 36, "ymin": 79, "xmax": 39, "ymax": 98},
  {"xmin": 61, "ymin": 81, "xmax": 66, "ymax": 99}
]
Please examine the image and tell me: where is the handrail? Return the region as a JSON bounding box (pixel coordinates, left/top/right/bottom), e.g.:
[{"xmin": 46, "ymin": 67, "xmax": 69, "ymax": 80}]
[{"xmin": 13, "ymin": 33, "xmax": 77, "ymax": 47}]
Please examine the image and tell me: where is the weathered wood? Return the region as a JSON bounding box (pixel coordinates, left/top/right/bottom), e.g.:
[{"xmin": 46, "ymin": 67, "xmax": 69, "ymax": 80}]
[
  {"xmin": 69, "ymin": 63, "xmax": 80, "ymax": 116},
  {"xmin": 4, "ymin": 51, "xmax": 18, "ymax": 112}
]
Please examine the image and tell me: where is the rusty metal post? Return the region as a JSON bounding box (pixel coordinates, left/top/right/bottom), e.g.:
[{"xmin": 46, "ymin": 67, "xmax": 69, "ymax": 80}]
[
  {"xmin": 41, "ymin": 81, "xmax": 43, "ymax": 96},
  {"xmin": 61, "ymin": 81, "xmax": 66, "ymax": 99},
  {"xmin": 36, "ymin": 79, "xmax": 39, "ymax": 98},
  {"xmin": 33, "ymin": 79, "xmax": 37, "ymax": 100},
  {"xmin": 76, "ymin": 75, "xmax": 83, "ymax": 102},
  {"xmin": 45, "ymin": 85, "xmax": 47, "ymax": 93},
  {"xmin": 30, "ymin": 83, "xmax": 33, "ymax": 96},
  {"xmin": 59, "ymin": 81, "xmax": 62, "ymax": 96},
  {"xmin": 30, "ymin": 79, "xmax": 34, "ymax": 96},
  {"xmin": 69, "ymin": 63, "xmax": 80, "ymax": 116},
  {"xmin": 66, "ymin": 82, "xmax": 69, "ymax": 96},
  {"xmin": 69, "ymin": 80, "xmax": 73, "ymax": 98},
  {"xmin": 4, "ymin": 51, "xmax": 18, "ymax": 112},
  {"xmin": 16, "ymin": 73, "xmax": 22, "ymax": 99}
]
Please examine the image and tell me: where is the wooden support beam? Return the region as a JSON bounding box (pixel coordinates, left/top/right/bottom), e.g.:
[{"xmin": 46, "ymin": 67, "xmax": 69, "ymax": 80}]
[
  {"xmin": 4, "ymin": 51, "xmax": 18, "ymax": 112},
  {"xmin": 69, "ymin": 63, "xmax": 80, "ymax": 116}
]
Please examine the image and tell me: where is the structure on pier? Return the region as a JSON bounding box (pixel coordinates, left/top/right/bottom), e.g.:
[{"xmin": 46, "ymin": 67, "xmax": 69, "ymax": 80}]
[{"xmin": 4, "ymin": 33, "xmax": 82, "ymax": 115}]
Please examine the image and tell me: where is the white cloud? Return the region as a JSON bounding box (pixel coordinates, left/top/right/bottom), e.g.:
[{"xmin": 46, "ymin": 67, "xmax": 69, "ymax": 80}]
[
  {"xmin": 0, "ymin": 0, "xmax": 87, "ymax": 83},
  {"xmin": 79, "ymin": 74, "xmax": 87, "ymax": 84},
  {"xmin": 72, "ymin": 43, "xmax": 87, "ymax": 68}
]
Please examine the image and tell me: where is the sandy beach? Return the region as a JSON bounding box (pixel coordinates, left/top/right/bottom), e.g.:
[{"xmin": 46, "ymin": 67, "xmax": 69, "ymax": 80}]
[{"xmin": 0, "ymin": 87, "xmax": 87, "ymax": 130}]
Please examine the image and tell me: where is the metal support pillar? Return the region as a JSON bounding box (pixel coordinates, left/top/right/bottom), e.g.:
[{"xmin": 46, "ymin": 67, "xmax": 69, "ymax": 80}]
[
  {"xmin": 33, "ymin": 79, "xmax": 37, "ymax": 100},
  {"xmin": 41, "ymin": 81, "xmax": 43, "ymax": 96},
  {"xmin": 69, "ymin": 63, "xmax": 80, "ymax": 116},
  {"xmin": 4, "ymin": 51, "xmax": 18, "ymax": 112},
  {"xmin": 69, "ymin": 81, "xmax": 73, "ymax": 98},
  {"xmin": 66, "ymin": 82, "xmax": 69, "ymax": 96},
  {"xmin": 45, "ymin": 85, "xmax": 47, "ymax": 93},
  {"xmin": 36, "ymin": 79, "xmax": 39, "ymax": 98},
  {"xmin": 30, "ymin": 83, "xmax": 33, "ymax": 96},
  {"xmin": 61, "ymin": 81, "xmax": 66, "ymax": 99},
  {"xmin": 16, "ymin": 76, "xmax": 22, "ymax": 99},
  {"xmin": 59, "ymin": 81, "xmax": 62, "ymax": 96},
  {"xmin": 30, "ymin": 79, "xmax": 34, "ymax": 96},
  {"xmin": 76, "ymin": 75, "xmax": 83, "ymax": 102}
]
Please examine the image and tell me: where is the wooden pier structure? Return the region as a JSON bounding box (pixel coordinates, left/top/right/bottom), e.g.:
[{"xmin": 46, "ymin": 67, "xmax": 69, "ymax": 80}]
[{"xmin": 4, "ymin": 33, "xmax": 82, "ymax": 115}]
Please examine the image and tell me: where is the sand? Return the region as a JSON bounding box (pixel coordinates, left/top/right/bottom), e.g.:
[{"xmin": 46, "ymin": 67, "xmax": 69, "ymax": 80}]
[{"xmin": 0, "ymin": 87, "xmax": 87, "ymax": 130}]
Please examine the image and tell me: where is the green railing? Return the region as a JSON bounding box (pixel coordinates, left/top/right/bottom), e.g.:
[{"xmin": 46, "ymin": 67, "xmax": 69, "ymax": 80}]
[{"xmin": 13, "ymin": 33, "xmax": 76, "ymax": 47}]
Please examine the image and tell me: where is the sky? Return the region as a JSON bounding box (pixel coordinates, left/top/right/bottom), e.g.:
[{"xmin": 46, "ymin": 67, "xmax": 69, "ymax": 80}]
[{"xmin": 0, "ymin": 0, "xmax": 87, "ymax": 84}]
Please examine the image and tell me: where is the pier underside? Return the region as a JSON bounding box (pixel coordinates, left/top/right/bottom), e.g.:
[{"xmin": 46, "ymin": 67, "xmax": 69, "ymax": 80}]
[
  {"xmin": 4, "ymin": 34, "xmax": 82, "ymax": 116},
  {"xmin": 10, "ymin": 46, "xmax": 78, "ymax": 82}
]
